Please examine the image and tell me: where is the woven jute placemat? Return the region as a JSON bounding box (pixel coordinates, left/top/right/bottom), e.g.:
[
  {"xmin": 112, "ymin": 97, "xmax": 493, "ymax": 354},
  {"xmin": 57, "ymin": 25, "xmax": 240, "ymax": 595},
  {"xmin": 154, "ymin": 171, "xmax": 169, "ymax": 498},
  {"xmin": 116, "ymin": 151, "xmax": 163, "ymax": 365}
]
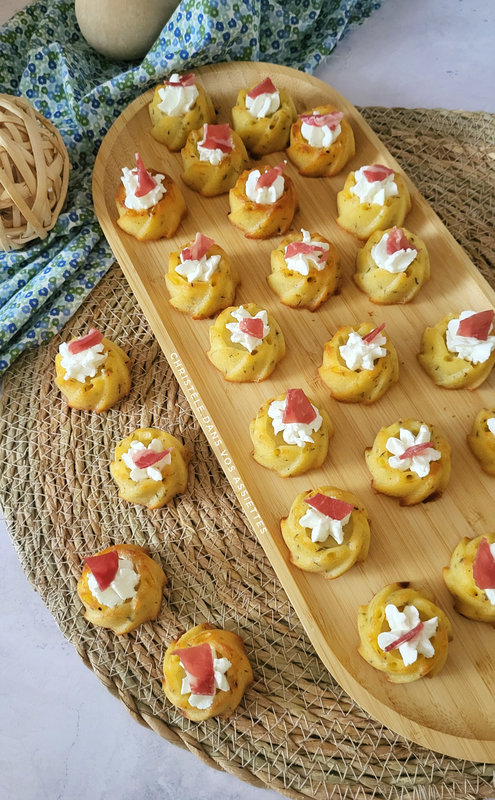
[{"xmin": 1, "ymin": 107, "xmax": 494, "ymax": 800}]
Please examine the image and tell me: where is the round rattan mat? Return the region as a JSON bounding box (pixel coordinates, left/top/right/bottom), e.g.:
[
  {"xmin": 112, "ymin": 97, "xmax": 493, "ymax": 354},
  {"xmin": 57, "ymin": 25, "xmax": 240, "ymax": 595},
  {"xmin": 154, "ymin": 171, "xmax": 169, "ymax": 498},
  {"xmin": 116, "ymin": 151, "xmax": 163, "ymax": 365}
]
[{"xmin": 1, "ymin": 107, "xmax": 494, "ymax": 800}]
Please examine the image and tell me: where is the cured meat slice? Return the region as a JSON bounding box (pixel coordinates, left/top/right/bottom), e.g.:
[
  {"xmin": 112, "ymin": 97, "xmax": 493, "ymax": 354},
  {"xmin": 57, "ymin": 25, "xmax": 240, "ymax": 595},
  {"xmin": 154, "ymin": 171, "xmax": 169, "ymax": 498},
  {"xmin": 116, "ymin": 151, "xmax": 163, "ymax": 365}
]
[
  {"xmin": 239, "ymin": 317, "xmax": 264, "ymax": 339},
  {"xmin": 68, "ymin": 328, "xmax": 103, "ymax": 354},
  {"xmin": 383, "ymin": 621, "xmax": 424, "ymax": 652},
  {"xmin": 362, "ymin": 164, "xmax": 394, "ymax": 183},
  {"xmin": 247, "ymin": 77, "xmax": 277, "ymax": 98},
  {"xmin": 134, "ymin": 152, "xmax": 156, "ymax": 197},
  {"xmin": 256, "ymin": 162, "xmax": 285, "ymax": 189},
  {"xmin": 165, "ymin": 72, "xmax": 195, "ymax": 87},
  {"xmin": 473, "ymin": 538, "xmax": 495, "ymax": 589},
  {"xmin": 181, "ymin": 232, "xmax": 215, "ymax": 262},
  {"xmin": 85, "ymin": 551, "xmax": 119, "ymax": 591},
  {"xmin": 457, "ymin": 310, "xmax": 494, "ymax": 341},
  {"xmin": 282, "ymin": 388, "xmax": 317, "ymax": 425},
  {"xmin": 299, "ymin": 111, "xmax": 343, "ymax": 130},
  {"xmin": 399, "ymin": 442, "xmax": 434, "ymax": 460},
  {"xmin": 132, "ymin": 448, "xmax": 172, "ymax": 469},
  {"xmin": 386, "ymin": 226, "xmax": 416, "ymax": 254},
  {"xmin": 305, "ymin": 493, "xmax": 354, "ymax": 520},
  {"xmin": 362, "ymin": 323, "xmax": 386, "ymax": 344},
  {"xmin": 284, "ymin": 241, "xmax": 327, "ymax": 265},
  {"xmin": 201, "ymin": 123, "xmax": 233, "ymax": 153},
  {"xmin": 172, "ymin": 643, "xmax": 215, "ymax": 696}
]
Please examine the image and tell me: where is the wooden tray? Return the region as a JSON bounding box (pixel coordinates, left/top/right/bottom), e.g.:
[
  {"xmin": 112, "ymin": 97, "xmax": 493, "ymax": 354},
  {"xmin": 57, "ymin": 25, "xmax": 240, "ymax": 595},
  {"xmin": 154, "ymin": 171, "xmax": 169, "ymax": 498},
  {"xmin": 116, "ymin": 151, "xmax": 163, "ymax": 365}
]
[{"xmin": 93, "ymin": 62, "xmax": 495, "ymax": 761}]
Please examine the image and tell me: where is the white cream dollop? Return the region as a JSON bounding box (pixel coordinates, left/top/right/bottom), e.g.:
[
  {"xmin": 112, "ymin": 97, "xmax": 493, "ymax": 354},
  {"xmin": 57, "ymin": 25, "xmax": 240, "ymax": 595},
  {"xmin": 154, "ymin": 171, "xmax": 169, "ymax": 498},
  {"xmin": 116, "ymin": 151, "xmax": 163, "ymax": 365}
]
[
  {"xmin": 301, "ymin": 116, "xmax": 341, "ymax": 148},
  {"xmin": 176, "ymin": 250, "xmax": 221, "ymax": 282},
  {"xmin": 284, "ymin": 229, "xmax": 329, "ymax": 275},
  {"xmin": 268, "ymin": 398, "xmax": 322, "ymax": 447},
  {"xmin": 245, "ymin": 168, "xmax": 284, "ymax": 205},
  {"xmin": 350, "ymin": 166, "xmax": 398, "ymax": 206},
  {"xmin": 484, "ymin": 542, "xmax": 495, "ymax": 605},
  {"xmin": 487, "ymin": 418, "xmax": 495, "ymax": 436},
  {"xmin": 87, "ymin": 557, "xmax": 139, "ymax": 608},
  {"xmin": 58, "ymin": 341, "xmax": 107, "ymax": 383},
  {"xmin": 386, "ymin": 423, "xmax": 441, "ymax": 478},
  {"xmin": 445, "ymin": 310, "xmax": 495, "ymax": 365},
  {"xmin": 245, "ymin": 89, "xmax": 280, "ymax": 118},
  {"xmin": 122, "ymin": 438, "xmax": 172, "ymax": 482},
  {"xmin": 299, "ymin": 505, "xmax": 351, "ymax": 545},
  {"xmin": 157, "ymin": 74, "xmax": 199, "ymax": 115},
  {"xmin": 339, "ymin": 330, "xmax": 387, "ymax": 371},
  {"xmin": 377, "ymin": 604, "xmax": 438, "ymax": 666},
  {"xmin": 371, "ymin": 231, "xmax": 417, "ymax": 273},
  {"xmin": 225, "ymin": 305, "xmax": 269, "ymax": 353},
  {"xmin": 120, "ymin": 167, "xmax": 166, "ymax": 211},
  {"xmin": 180, "ymin": 645, "xmax": 232, "ymax": 709}
]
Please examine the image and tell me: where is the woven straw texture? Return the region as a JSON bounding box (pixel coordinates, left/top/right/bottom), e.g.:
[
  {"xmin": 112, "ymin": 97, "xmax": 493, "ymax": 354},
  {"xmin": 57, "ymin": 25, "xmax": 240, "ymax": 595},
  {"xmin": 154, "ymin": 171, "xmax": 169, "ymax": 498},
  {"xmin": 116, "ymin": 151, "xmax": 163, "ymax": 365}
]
[{"xmin": 1, "ymin": 107, "xmax": 494, "ymax": 800}]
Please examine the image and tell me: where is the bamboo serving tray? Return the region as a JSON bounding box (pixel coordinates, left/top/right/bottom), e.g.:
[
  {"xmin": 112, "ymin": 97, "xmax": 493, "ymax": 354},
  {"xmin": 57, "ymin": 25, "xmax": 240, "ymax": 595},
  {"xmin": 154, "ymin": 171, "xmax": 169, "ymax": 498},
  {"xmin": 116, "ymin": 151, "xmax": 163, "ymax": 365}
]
[{"xmin": 93, "ymin": 62, "xmax": 495, "ymax": 761}]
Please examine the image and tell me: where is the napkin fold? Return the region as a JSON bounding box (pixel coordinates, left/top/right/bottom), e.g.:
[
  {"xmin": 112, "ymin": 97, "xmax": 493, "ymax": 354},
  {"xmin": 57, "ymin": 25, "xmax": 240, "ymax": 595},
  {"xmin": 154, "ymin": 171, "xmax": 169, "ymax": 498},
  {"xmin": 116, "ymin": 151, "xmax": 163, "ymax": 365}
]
[{"xmin": 0, "ymin": 0, "xmax": 380, "ymax": 373}]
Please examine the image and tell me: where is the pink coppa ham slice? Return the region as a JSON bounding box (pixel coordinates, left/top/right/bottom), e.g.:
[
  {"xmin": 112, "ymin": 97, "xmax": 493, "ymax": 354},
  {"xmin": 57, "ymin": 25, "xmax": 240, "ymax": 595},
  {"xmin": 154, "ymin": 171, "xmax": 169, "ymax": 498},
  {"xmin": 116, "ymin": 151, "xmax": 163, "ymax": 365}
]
[
  {"xmin": 256, "ymin": 162, "xmax": 285, "ymax": 189},
  {"xmin": 181, "ymin": 232, "xmax": 215, "ymax": 262},
  {"xmin": 299, "ymin": 111, "xmax": 343, "ymax": 130},
  {"xmin": 473, "ymin": 538, "xmax": 495, "ymax": 590},
  {"xmin": 172, "ymin": 642, "xmax": 215, "ymax": 696},
  {"xmin": 284, "ymin": 241, "xmax": 327, "ymax": 266},
  {"xmin": 386, "ymin": 226, "xmax": 416, "ymax": 254},
  {"xmin": 362, "ymin": 323, "xmax": 386, "ymax": 344},
  {"xmin": 305, "ymin": 493, "xmax": 354, "ymax": 520},
  {"xmin": 399, "ymin": 442, "xmax": 434, "ymax": 460},
  {"xmin": 85, "ymin": 551, "xmax": 119, "ymax": 591},
  {"xmin": 362, "ymin": 164, "xmax": 394, "ymax": 183},
  {"xmin": 201, "ymin": 123, "xmax": 233, "ymax": 153},
  {"xmin": 282, "ymin": 388, "xmax": 317, "ymax": 425},
  {"xmin": 132, "ymin": 448, "xmax": 172, "ymax": 469},
  {"xmin": 67, "ymin": 328, "xmax": 103, "ymax": 354},
  {"xmin": 247, "ymin": 77, "xmax": 277, "ymax": 98},
  {"xmin": 134, "ymin": 152, "xmax": 156, "ymax": 197},
  {"xmin": 457, "ymin": 310, "xmax": 494, "ymax": 341},
  {"xmin": 383, "ymin": 621, "xmax": 424, "ymax": 652},
  {"xmin": 165, "ymin": 72, "xmax": 195, "ymax": 87},
  {"xmin": 239, "ymin": 317, "xmax": 264, "ymax": 339}
]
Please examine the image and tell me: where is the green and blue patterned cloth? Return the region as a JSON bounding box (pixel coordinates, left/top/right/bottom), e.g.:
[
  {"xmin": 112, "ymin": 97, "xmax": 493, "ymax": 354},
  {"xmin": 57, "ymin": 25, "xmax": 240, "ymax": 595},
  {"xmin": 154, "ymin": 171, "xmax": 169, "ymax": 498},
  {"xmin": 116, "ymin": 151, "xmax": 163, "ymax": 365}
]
[{"xmin": 0, "ymin": 0, "xmax": 380, "ymax": 374}]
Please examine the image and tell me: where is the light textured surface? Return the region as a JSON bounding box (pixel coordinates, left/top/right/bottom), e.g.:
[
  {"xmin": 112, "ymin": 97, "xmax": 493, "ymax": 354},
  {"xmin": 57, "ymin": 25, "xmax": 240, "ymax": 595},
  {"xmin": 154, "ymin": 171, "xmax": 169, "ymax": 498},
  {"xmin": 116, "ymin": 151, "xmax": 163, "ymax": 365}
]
[{"xmin": 1, "ymin": 2, "xmax": 494, "ymax": 800}]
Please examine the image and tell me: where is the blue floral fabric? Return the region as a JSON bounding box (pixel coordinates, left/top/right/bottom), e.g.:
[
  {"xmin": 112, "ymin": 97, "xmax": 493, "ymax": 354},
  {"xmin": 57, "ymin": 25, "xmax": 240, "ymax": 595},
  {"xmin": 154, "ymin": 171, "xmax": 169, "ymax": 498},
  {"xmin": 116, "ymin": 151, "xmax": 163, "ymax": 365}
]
[{"xmin": 0, "ymin": 0, "xmax": 380, "ymax": 374}]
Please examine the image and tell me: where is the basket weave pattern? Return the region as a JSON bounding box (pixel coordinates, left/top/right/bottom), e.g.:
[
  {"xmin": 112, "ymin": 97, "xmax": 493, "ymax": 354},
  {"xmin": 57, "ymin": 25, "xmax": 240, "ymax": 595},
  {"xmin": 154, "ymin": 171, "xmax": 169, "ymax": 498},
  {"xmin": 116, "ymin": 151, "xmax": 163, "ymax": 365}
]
[
  {"xmin": 0, "ymin": 93, "xmax": 70, "ymax": 251},
  {"xmin": 0, "ymin": 108, "xmax": 494, "ymax": 799}
]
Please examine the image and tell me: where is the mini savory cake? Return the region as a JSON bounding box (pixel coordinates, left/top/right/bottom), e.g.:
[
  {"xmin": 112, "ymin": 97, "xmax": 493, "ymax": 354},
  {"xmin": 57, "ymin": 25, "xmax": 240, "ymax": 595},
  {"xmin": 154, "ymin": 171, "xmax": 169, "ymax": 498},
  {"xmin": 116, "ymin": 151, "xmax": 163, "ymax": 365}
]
[
  {"xmin": 365, "ymin": 419, "xmax": 451, "ymax": 505},
  {"xmin": 207, "ymin": 302, "xmax": 285, "ymax": 382},
  {"xmin": 354, "ymin": 226, "xmax": 430, "ymax": 304},
  {"xmin": 228, "ymin": 161, "xmax": 298, "ymax": 239},
  {"xmin": 336, "ymin": 164, "xmax": 411, "ymax": 240},
  {"xmin": 181, "ymin": 122, "xmax": 249, "ymax": 197},
  {"xmin": 249, "ymin": 388, "xmax": 333, "ymax": 477},
  {"xmin": 149, "ymin": 72, "xmax": 215, "ymax": 151},
  {"xmin": 166, "ymin": 232, "xmax": 239, "ymax": 319},
  {"xmin": 318, "ymin": 322, "xmax": 399, "ymax": 404},
  {"xmin": 162, "ymin": 622, "xmax": 253, "ymax": 721},
  {"xmin": 358, "ymin": 582, "xmax": 452, "ymax": 683},
  {"xmin": 467, "ymin": 408, "xmax": 495, "ymax": 475},
  {"xmin": 286, "ymin": 105, "xmax": 355, "ymax": 177},
  {"xmin": 418, "ymin": 309, "xmax": 495, "ymax": 390},
  {"xmin": 115, "ymin": 151, "xmax": 186, "ymax": 241},
  {"xmin": 443, "ymin": 534, "xmax": 495, "ymax": 623},
  {"xmin": 110, "ymin": 427, "xmax": 190, "ymax": 509},
  {"xmin": 268, "ymin": 228, "xmax": 340, "ymax": 311},
  {"xmin": 281, "ymin": 486, "xmax": 370, "ymax": 578},
  {"xmin": 231, "ymin": 76, "xmax": 297, "ymax": 157},
  {"xmin": 77, "ymin": 543, "xmax": 167, "ymax": 635},
  {"xmin": 55, "ymin": 327, "xmax": 131, "ymax": 412}
]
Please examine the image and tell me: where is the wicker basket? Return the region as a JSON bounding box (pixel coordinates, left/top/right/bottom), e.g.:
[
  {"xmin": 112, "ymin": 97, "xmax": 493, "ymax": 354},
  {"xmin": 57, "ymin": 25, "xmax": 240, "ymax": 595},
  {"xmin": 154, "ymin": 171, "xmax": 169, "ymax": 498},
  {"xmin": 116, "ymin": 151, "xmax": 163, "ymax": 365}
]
[{"xmin": 0, "ymin": 93, "xmax": 70, "ymax": 251}]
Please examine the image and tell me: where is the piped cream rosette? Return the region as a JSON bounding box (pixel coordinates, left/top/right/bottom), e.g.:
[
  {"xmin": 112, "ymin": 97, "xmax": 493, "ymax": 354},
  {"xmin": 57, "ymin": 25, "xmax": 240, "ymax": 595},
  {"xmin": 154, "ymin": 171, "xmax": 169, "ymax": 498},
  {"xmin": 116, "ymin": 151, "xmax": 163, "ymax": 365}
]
[
  {"xmin": 467, "ymin": 408, "xmax": 495, "ymax": 475},
  {"xmin": 166, "ymin": 233, "xmax": 239, "ymax": 319},
  {"xmin": 207, "ymin": 302, "xmax": 285, "ymax": 382},
  {"xmin": 249, "ymin": 388, "xmax": 333, "ymax": 477},
  {"xmin": 268, "ymin": 229, "xmax": 341, "ymax": 311},
  {"xmin": 110, "ymin": 427, "xmax": 191, "ymax": 509},
  {"xmin": 418, "ymin": 310, "xmax": 495, "ymax": 390},
  {"xmin": 358, "ymin": 582, "xmax": 452, "ymax": 683},
  {"xmin": 149, "ymin": 72, "xmax": 215, "ymax": 151},
  {"xmin": 336, "ymin": 164, "xmax": 411, "ymax": 240},
  {"xmin": 354, "ymin": 226, "xmax": 430, "ymax": 304},
  {"xmin": 77, "ymin": 543, "xmax": 167, "ymax": 635},
  {"xmin": 365, "ymin": 418, "xmax": 451, "ymax": 505},
  {"xmin": 318, "ymin": 322, "xmax": 399, "ymax": 404},
  {"xmin": 286, "ymin": 104, "xmax": 355, "ymax": 177},
  {"xmin": 231, "ymin": 76, "xmax": 297, "ymax": 157},
  {"xmin": 443, "ymin": 533, "xmax": 495, "ymax": 623},
  {"xmin": 281, "ymin": 486, "xmax": 370, "ymax": 578},
  {"xmin": 162, "ymin": 623, "xmax": 253, "ymax": 722}
]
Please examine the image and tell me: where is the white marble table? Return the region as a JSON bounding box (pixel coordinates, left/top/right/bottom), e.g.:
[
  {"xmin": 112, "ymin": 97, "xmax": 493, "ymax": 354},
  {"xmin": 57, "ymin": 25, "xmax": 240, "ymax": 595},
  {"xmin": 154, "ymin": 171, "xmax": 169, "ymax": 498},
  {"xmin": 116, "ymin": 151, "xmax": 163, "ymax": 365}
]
[{"xmin": 1, "ymin": 1, "xmax": 493, "ymax": 798}]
